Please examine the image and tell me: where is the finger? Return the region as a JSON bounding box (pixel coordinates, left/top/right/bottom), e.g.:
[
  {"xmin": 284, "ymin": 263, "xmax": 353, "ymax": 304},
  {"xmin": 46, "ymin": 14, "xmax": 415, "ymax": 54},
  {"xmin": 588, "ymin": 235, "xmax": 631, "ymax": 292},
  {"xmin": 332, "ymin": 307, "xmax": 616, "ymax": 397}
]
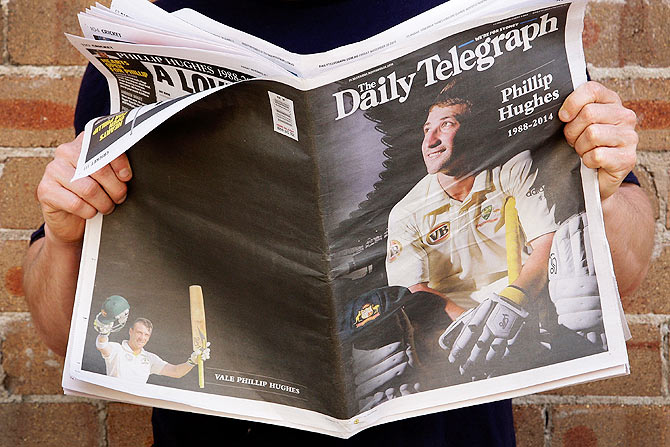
[
  {"xmin": 40, "ymin": 179, "xmax": 98, "ymax": 220},
  {"xmin": 559, "ymin": 81, "xmax": 622, "ymax": 123},
  {"xmin": 463, "ymin": 327, "xmax": 494, "ymax": 372},
  {"xmin": 486, "ymin": 337, "xmax": 507, "ymax": 363},
  {"xmin": 580, "ymin": 145, "xmax": 636, "ymax": 178},
  {"xmin": 90, "ymin": 163, "xmax": 129, "ymax": 205},
  {"xmin": 51, "ymin": 161, "xmax": 116, "ymax": 215},
  {"xmin": 563, "ymin": 102, "xmax": 637, "ymax": 146},
  {"xmin": 573, "ymin": 123, "xmax": 638, "ymax": 159},
  {"xmin": 109, "ymin": 153, "xmax": 133, "ymax": 182}
]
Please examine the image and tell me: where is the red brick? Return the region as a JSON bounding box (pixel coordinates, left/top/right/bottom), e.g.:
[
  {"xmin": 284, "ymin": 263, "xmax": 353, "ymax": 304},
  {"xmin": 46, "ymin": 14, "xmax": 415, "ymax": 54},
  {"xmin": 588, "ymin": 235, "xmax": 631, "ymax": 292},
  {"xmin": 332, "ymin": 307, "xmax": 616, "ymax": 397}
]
[
  {"xmin": 0, "ymin": 157, "xmax": 51, "ymax": 230},
  {"xmin": 0, "ymin": 402, "xmax": 100, "ymax": 446},
  {"xmin": 637, "ymin": 130, "xmax": 670, "ymax": 152},
  {"xmin": 583, "ymin": 3, "xmax": 622, "ymax": 67},
  {"xmin": 627, "ymin": 247, "xmax": 670, "ymax": 314},
  {"xmin": 551, "ymin": 405, "xmax": 670, "ymax": 446},
  {"xmin": 584, "ymin": 1, "xmax": 670, "ymax": 68},
  {"xmin": 2, "ymin": 319, "xmax": 64, "ymax": 395},
  {"xmin": 0, "ymin": 99, "xmax": 74, "ymax": 130},
  {"xmin": 0, "ymin": 240, "xmax": 30, "ymax": 312},
  {"xmin": 0, "ymin": 75, "xmax": 81, "ymax": 147},
  {"xmin": 7, "ymin": 0, "xmax": 102, "ymax": 65},
  {"xmin": 547, "ymin": 324, "xmax": 661, "ymax": 396},
  {"xmin": 623, "ymin": 101, "xmax": 670, "ymax": 130},
  {"xmin": 595, "ymin": 79, "xmax": 670, "ymax": 151},
  {"xmin": 107, "ymin": 403, "xmax": 154, "ymax": 447},
  {"xmin": 619, "ymin": 0, "xmax": 670, "ymax": 67},
  {"xmin": 512, "ymin": 404, "xmax": 544, "ymax": 447}
]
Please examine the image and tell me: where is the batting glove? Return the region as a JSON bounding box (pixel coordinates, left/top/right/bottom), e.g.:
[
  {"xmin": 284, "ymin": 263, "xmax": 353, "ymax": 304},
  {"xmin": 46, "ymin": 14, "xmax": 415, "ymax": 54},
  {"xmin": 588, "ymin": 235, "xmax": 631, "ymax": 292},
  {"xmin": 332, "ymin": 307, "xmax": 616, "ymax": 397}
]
[
  {"xmin": 188, "ymin": 342, "xmax": 211, "ymax": 366},
  {"xmin": 549, "ymin": 213, "xmax": 605, "ymax": 350},
  {"xmin": 439, "ymin": 286, "xmax": 529, "ymax": 379},
  {"xmin": 93, "ymin": 313, "xmax": 115, "ymax": 336},
  {"xmin": 353, "ymin": 341, "xmax": 420, "ymax": 412}
]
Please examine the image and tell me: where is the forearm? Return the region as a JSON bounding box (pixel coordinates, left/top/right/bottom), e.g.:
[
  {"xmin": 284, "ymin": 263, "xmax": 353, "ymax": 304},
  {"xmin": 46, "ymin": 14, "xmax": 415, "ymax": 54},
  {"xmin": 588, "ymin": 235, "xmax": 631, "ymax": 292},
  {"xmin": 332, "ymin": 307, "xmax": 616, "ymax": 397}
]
[
  {"xmin": 22, "ymin": 233, "xmax": 82, "ymax": 357},
  {"xmin": 601, "ymin": 183, "xmax": 654, "ymax": 297},
  {"xmin": 160, "ymin": 362, "xmax": 195, "ymax": 378},
  {"xmin": 510, "ymin": 232, "xmax": 554, "ymax": 300}
]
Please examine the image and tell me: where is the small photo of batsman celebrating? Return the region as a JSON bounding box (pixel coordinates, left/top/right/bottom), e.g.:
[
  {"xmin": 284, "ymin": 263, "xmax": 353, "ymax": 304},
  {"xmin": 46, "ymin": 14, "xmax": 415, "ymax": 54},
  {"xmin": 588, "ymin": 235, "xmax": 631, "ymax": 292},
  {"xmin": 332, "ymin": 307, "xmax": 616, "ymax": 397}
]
[{"xmin": 92, "ymin": 286, "xmax": 210, "ymax": 386}]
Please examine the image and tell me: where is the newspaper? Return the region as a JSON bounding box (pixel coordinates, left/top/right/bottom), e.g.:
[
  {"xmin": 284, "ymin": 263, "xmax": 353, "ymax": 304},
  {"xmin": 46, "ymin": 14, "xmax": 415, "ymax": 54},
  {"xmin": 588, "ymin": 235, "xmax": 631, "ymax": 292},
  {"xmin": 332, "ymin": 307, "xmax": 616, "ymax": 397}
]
[{"xmin": 63, "ymin": 0, "xmax": 630, "ymax": 438}]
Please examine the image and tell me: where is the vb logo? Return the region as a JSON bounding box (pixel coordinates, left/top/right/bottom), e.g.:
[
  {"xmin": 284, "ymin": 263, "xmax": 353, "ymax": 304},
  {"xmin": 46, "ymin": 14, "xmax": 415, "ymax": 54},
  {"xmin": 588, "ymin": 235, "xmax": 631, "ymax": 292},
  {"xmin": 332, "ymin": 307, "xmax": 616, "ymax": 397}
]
[{"xmin": 426, "ymin": 222, "xmax": 450, "ymax": 245}]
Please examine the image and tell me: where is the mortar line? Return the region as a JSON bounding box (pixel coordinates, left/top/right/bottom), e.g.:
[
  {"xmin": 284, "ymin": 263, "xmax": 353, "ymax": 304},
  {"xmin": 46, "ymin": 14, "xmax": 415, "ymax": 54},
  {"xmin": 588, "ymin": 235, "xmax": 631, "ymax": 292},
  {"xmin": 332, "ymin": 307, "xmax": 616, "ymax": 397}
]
[
  {"xmin": 516, "ymin": 395, "xmax": 670, "ymax": 405},
  {"xmin": 0, "ymin": 65, "xmax": 87, "ymax": 77},
  {"xmin": 0, "ymin": 229, "xmax": 35, "ymax": 241},
  {"xmin": 588, "ymin": 66, "xmax": 670, "ymax": 80},
  {"xmin": 661, "ymin": 321, "xmax": 669, "ymax": 396},
  {"xmin": 0, "ymin": 147, "xmax": 56, "ymax": 158},
  {"xmin": 1, "ymin": 0, "xmax": 8, "ymax": 64},
  {"xmin": 543, "ymin": 403, "xmax": 552, "ymax": 447}
]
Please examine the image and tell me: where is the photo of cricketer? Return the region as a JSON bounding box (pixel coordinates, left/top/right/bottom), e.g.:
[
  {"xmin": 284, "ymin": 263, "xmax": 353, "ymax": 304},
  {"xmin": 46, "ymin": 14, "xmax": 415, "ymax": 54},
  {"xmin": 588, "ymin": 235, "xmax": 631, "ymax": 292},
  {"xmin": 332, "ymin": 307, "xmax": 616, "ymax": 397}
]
[
  {"xmin": 93, "ymin": 293, "xmax": 211, "ymax": 384},
  {"xmin": 346, "ymin": 79, "xmax": 608, "ymax": 410}
]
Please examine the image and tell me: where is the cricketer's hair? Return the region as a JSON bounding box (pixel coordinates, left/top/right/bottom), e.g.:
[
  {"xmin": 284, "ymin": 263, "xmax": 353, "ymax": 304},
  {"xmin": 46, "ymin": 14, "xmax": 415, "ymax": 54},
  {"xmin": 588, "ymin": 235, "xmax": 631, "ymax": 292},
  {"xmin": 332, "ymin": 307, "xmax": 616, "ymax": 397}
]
[
  {"xmin": 132, "ymin": 317, "xmax": 153, "ymax": 331},
  {"xmin": 429, "ymin": 79, "xmax": 475, "ymax": 115}
]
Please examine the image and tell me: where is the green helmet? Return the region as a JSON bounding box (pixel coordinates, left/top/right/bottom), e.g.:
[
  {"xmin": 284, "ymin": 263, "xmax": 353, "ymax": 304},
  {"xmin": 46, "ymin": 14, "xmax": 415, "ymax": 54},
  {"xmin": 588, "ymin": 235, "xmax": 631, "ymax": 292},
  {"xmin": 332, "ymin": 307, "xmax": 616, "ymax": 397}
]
[{"xmin": 99, "ymin": 295, "xmax": 130, "ymax": 331}]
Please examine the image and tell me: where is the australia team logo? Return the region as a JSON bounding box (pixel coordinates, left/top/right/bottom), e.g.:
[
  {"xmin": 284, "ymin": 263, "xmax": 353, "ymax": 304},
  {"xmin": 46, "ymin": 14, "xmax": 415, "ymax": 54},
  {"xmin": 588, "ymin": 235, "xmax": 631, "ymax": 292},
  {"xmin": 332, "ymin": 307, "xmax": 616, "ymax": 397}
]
[
  {"xmin": 476, "ymin": 205, "xmax": 500, "ymax": 228},
  {"xmin": 425, "ymin": 222, "xmax": 450, "ymax": 245},
  {"xmin": 354, "ymin": 303, "xmax": 381, "ymax": 327},
  {"xmin": 481, "ymin": 205, "xmax": 493, "ymax": 221},
  {"xmin": 388, "ymin": 240, "xmax": 402, "ymax": 262}
]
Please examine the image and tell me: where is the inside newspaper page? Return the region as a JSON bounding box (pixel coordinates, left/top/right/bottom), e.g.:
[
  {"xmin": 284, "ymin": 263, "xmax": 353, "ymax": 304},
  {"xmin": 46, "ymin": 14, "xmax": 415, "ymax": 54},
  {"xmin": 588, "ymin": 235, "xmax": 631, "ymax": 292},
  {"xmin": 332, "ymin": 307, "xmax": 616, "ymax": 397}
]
[{"xmin": 64, "ymin": 0, "xmax": 630, "ymax": 438}]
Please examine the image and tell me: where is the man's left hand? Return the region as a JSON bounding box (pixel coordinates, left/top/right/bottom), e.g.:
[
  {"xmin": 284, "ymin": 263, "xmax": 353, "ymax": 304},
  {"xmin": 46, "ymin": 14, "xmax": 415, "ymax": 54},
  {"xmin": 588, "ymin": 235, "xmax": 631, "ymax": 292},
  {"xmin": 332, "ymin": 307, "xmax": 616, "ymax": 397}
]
[{"xmin": 559, "ymin": 81, "xmax": 638, "ymax": 200}]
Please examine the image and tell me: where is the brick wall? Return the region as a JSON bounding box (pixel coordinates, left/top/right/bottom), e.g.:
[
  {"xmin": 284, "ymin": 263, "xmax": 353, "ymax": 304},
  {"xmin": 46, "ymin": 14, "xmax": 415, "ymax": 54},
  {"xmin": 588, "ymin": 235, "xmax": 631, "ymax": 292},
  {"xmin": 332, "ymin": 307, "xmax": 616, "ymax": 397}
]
[{"xmin": 0, "ymin": 1, "xmax": 668, "ymax": 446}]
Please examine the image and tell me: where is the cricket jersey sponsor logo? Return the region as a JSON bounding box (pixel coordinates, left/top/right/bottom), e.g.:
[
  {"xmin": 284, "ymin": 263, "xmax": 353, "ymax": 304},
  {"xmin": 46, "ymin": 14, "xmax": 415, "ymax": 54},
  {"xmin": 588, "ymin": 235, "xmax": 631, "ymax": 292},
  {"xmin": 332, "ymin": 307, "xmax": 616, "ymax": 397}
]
[
  {"xmin": 388, "ymin": 240, "xmax": 402, "ymax": 262},
  {"xmin": 354, "ymin": 303, "xmax": 381, "ymax": 327},
  {"xmin": 526, "ymin": 184, "xmax": 545, "ymax": 197},
  {"xmin": 425, "ymin": 222, "xmax": 450, "ymax": 245}
]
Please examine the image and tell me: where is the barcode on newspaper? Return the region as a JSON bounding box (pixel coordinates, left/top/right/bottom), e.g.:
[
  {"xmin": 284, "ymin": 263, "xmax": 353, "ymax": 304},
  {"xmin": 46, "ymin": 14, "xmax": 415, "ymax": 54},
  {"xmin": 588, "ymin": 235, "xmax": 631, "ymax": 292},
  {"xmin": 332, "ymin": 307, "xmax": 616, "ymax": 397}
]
[{"xmin": 268, "ymin": 92, "xmax": 298, "ymax": 141}]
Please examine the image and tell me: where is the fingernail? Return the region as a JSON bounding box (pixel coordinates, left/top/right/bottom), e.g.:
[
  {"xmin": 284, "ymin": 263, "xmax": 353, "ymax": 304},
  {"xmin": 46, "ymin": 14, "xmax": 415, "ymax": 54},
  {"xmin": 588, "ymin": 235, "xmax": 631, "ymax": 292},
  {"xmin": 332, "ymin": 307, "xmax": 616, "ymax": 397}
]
[
  {"xmin": 119, "ymin": 168, "xmax": 131, "ymax": 180},
  {"xmin": 558, "ymin": 107, "xmax": 569, "ymax": 121},
  {"xmin": 118, "ymin": 194, "xmax": 127, "ymax": 204}
]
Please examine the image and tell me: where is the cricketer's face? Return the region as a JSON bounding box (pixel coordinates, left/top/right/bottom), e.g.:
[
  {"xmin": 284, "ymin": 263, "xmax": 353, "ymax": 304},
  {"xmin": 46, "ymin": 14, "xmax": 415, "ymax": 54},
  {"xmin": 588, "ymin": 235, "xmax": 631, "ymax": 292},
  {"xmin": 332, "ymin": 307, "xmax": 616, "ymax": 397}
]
[
  {"xmin": 129, "ymin": 322, "xmax": 152, "ymax": 349},
  {"xmin": 421, "ymin": 104, "xmax": 468, "ymax": 175}
]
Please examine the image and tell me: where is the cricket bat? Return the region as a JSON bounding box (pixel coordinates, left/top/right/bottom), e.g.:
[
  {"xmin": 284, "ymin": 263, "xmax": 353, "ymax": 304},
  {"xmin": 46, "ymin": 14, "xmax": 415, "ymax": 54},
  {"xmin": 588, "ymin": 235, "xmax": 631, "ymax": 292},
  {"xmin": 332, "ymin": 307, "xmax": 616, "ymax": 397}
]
[{"xmin": 189, "ymin": 285, "xmax": 207, "ymax": 388}]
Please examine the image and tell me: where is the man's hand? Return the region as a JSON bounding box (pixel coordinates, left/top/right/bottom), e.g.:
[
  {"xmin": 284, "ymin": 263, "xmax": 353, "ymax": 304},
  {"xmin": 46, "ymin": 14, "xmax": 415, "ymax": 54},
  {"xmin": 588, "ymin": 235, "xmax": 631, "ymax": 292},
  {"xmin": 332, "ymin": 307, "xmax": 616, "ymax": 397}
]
[
  {"xmin": 559, "ymin": 81, "xmax": 638, "ymax": 200},
  {"xmin": 37, "ymin": 132, "xmax": 132, "ymax": 244}
]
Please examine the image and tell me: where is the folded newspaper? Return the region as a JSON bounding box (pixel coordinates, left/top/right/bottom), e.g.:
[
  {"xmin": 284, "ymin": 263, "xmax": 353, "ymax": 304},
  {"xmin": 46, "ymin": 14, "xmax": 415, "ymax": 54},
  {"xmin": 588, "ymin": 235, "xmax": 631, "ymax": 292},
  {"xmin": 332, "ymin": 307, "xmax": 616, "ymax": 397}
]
[{"xmin": 63, "ymin": 0, "xmax": 631, "ymax": 438}]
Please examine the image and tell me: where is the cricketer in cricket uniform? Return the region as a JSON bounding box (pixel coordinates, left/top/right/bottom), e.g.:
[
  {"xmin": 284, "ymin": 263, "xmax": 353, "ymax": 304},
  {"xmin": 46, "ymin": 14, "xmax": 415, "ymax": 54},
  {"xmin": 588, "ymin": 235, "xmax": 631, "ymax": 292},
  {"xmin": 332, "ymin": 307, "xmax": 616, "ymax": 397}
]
[
  {"xmin": 388, "ymin": 80, "xmax": 556, "ymax": 312},
  {"xmin": 346, "ymin": 80, "xmax": 561, "ymax": 411},
  {"xmin": 94, "ymin": 297, "xmax": 210, "ymax": 383},
  {"xmin": 381, "ymin": 79, "xmax": 558, "ymax": 386}
]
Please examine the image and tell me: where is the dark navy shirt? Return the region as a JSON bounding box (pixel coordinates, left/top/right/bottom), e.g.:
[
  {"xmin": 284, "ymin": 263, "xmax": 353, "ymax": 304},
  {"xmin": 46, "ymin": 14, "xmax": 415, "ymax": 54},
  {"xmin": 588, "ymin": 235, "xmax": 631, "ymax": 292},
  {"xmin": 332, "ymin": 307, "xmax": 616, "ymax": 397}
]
[{"xmin": 55, "ymin": 1, "xmax": 632, "ymax": 445}]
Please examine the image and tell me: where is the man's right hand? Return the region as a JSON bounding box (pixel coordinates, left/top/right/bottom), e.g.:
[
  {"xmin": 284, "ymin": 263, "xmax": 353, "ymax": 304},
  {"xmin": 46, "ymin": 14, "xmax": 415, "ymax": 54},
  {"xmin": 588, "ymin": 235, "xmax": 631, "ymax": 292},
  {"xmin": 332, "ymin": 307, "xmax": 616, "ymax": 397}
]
[{"xmin": 37, "ymin": 132, "xmax": 132, "ymax": 244}]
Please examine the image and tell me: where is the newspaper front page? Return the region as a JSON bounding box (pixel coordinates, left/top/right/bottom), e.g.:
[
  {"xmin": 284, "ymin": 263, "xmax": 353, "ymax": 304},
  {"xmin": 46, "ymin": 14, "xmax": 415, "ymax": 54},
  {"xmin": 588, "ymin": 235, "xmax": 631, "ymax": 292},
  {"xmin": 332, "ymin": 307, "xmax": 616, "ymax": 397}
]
[{"xmin": 63, "ymin": 0, "xmax": 629, "ymax": 438}]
